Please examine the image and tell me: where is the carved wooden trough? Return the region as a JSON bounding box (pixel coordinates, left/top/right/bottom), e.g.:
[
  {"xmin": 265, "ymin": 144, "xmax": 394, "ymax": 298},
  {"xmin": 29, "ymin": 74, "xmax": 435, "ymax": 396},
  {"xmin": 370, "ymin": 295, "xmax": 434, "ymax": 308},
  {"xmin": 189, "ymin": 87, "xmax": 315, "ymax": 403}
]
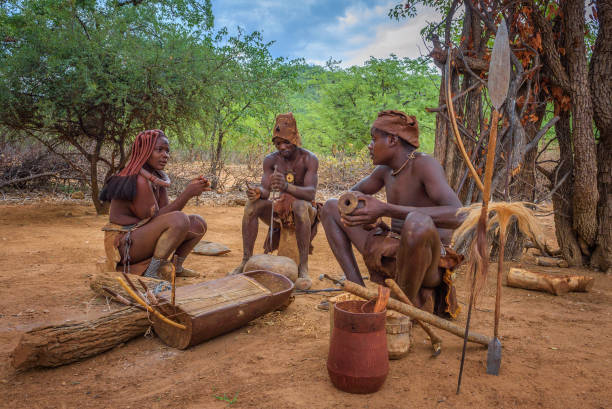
[{"xmin": 151, "ymin": 270, "xmax": 294, "ymax": 349}]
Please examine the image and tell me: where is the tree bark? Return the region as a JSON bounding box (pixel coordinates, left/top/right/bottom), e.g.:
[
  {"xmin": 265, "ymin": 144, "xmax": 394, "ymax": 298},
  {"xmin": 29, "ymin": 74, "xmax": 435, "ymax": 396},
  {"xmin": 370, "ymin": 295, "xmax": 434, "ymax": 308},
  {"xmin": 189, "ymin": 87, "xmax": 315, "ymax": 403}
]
[
  {"xmin": 90, "ymin": 136, "xmax": 110, "ymax": 215},
  {"xmin": 433, "ymin": 71, "xmax": 452, "ymax": 174},
  {"xmin": 589, "ymin": 0, "xmax": 612, "ymax": 272},
  {"xmin": 562, "ymin": 0, "xmax": 599, "ymax": 250},
  {"xmin": 209, "ymin": 129, "xmax": 225, "ymax": 190},
  {"xmin": 11, "ymin": 307, "xmax": 149, "ymax": 371},
  {"xmin": 550, "ymin": 109, "xmax": 583, "ymax": 265}
]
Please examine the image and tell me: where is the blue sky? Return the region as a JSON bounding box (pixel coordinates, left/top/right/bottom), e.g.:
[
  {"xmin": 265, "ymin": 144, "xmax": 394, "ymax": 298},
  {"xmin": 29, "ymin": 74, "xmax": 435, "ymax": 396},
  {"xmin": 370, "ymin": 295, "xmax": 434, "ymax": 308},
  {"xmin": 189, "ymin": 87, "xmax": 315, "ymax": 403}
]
[{"xmin": 211, "ymin": 1, "xmax": 441, "ymax": 67}]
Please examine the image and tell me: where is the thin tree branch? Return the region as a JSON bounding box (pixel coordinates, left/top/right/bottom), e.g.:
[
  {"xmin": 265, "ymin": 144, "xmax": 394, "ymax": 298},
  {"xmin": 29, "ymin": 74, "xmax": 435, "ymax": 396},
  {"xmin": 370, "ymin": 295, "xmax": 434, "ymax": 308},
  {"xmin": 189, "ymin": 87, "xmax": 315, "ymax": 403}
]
[
  {"xmin": 426, "ymin": 81, "xmax": 483, "ymax": 112},
  {"xmin": 524, "ymin": 115, "xmax": 559, "ymax": 153},
  {"xmin": 0, "ymin": 172, "xmax": 59, "ymax": 189},
  {"xmin": 536, "ymin": 134, "xmax": 558, "ymax": 161}
]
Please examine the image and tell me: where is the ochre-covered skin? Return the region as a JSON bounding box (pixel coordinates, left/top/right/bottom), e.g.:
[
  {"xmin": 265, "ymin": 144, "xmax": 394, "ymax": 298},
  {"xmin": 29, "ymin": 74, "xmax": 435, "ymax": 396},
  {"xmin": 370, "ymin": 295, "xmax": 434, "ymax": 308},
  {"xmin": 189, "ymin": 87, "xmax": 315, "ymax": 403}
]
[
  {"xmin": 104, "ymin": 133, "xmax": 210, "ymax": 272},
  {"xmin": 232, "ymin": 114, "xmax": 319, "ymax": 289},
  {"xmin": 320, "ymin": 111, "xmax": 463, "ymax": 314}
]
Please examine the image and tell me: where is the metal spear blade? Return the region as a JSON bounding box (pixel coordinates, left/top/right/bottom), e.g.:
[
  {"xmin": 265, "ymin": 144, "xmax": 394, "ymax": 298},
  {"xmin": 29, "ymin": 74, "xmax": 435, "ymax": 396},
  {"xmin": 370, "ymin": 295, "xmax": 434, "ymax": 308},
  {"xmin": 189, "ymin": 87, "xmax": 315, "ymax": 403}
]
[{"xmin": 488, "ymin": 18, "xmax": 511, "ymax": 111}]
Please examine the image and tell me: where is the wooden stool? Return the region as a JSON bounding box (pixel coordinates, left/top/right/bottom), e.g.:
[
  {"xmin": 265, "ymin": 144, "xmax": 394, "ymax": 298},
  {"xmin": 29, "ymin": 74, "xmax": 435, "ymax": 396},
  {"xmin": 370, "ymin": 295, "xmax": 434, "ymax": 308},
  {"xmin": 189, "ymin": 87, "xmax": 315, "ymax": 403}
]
[
  {"xmin": 275, "ymin": 204, "xmax": 317, "ymax": 265},
  {"xmin": 96, "ymin": 231, "xmax": 122, "ymax": 273}
]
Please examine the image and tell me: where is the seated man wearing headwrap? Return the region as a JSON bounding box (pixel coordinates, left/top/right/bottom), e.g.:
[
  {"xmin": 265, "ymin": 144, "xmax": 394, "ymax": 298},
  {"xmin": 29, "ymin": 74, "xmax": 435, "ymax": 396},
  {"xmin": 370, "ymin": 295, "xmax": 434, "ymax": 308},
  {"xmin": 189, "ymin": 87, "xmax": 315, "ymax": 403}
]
[
  {"xmin": 320, "ymin": 110, "xmax": 464, "ymax": 318},
  {"xmin": 231, "ymin": 113, "xmax": 320, "ymax": 290}
]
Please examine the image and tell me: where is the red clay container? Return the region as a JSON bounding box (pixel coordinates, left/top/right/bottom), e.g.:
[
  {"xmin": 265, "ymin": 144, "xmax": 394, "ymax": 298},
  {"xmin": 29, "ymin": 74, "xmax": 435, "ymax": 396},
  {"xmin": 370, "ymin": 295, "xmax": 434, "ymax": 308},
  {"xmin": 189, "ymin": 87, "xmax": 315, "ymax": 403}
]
[{"xmin": 327, "ymin": 300, "xmax": 389, "ymax": 394}]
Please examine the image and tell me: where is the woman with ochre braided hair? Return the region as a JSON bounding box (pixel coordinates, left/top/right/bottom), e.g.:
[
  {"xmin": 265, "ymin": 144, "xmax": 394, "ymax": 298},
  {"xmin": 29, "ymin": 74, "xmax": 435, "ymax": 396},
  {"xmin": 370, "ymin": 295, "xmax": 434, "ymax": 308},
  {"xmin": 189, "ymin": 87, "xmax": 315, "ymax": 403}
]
[{"xmin": 100, "ymin": 129, "xmax": 210, "ymax": 279}]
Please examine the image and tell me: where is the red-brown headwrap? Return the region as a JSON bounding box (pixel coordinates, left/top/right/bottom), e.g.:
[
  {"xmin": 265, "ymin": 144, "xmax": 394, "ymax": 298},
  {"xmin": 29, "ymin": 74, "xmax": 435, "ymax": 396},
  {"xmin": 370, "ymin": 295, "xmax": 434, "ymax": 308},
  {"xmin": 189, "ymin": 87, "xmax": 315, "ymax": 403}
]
[
  {"xmin": 272, "ymin": 113, "xmax": 301, "ymax": 146},
  {"xmin": 118, "ymin": 129, "xmax": 165, "ymax": 177},
  {"xmin": 372, "ymin": 110, "xmax": 419, "ymax": 148}
]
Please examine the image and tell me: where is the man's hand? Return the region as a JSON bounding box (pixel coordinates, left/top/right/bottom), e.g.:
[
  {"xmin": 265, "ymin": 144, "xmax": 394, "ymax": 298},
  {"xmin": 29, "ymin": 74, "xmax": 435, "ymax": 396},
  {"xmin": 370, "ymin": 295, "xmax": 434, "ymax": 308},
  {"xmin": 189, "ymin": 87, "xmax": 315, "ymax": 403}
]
[
  {"xmin": 185, "ymin": 175, "xmax": 211, "ymax": 198},
  {"xmin": 270, "ymin": 171, "xmax": 288, "ymax": 192},
  {"xmin": 340, "ymin": 194, "xmax": 386, "ymax": 227}
]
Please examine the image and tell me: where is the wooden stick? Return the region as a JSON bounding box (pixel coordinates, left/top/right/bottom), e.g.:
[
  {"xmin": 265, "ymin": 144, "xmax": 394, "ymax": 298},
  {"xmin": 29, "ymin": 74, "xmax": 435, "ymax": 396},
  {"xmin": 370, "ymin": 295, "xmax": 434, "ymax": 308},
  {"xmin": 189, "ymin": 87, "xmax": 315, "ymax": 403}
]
[
  {"xmin": 90, "ymin": 273, "xmax": 166, "ymax": 301},
  {"xmin": 102, "ymin": 287, "xmax": 146, "ymax": 311},
  {"xmin": 115, "ymin": 277, "xmax": 186, "ymax": 330},
  {"xmin": 137, "ymin": 277, "xmax": 160, "ymax": 306},
  {"xmin": 324, "ymin": 275, "xmax": 491, "ymax": 346},
  {"xmin": 482, "ymin": 111, "xmax": 500, "ymax": 204},
  {"xmin": 171, "ymin": 264, "xmax": 176, "ymax": 306},
  {"xmin": 494, "ymin": 222, "xmax": 506, "ymax": 339},
  {"xmin": 535, "ymin": 256, "xmax": 569, "ymax": 268},
  {"xmin": 445, "ymin": 47, "xmax": 485, "ymax": 193},
  {"xmin": 385, "ymin": 279, "xmax": 442, "ymax": 356},
  {"xmin": 373, "ymin": 285, "xmax": 390, "ymax": 313},
  {"xmin": 121, "ymin": 272, "xmax": 144, "ymax": 298}
]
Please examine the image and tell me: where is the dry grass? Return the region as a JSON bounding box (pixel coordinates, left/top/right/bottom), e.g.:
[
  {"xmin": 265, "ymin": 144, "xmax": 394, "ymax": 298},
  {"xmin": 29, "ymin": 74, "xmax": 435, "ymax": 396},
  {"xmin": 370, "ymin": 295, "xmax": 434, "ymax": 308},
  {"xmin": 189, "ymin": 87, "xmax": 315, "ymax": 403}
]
[{"xmin": 453, "ymin": 201, "xmax": 546, "ymax": 300}]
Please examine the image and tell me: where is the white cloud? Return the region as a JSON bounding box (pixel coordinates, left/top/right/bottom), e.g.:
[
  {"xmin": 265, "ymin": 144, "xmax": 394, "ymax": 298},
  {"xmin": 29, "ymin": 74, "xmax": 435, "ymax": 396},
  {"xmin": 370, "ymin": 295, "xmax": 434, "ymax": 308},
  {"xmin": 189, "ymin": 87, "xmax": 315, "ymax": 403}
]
[
  {"xmin": 341, "ymin": 6, "xmax": 440, "ymax": 66},
  {"xmin": 336, "ymin": 1, "xmax": 394, "ymax": 31}
]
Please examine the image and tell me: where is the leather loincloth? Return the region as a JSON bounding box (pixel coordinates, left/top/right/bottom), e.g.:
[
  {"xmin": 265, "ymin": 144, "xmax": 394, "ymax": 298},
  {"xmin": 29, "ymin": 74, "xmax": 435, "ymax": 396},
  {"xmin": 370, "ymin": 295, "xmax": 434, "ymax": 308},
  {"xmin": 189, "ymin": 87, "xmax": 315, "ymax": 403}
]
[
  {"xmin": 263, "ymin": 193, "xmax": 322, "ymax": 254},
  {"xmin": 102, "ymin": 218, "xmax": 151, "ymax": 275},
  {"xmin": 362, "ymin": 222, "xmax": 464, "ymax": 319}
]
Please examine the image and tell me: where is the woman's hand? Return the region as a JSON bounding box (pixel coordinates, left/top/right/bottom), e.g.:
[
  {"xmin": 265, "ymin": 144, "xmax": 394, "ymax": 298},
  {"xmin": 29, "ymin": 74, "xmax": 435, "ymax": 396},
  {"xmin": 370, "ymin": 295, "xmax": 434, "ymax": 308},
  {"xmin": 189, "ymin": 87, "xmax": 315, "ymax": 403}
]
[
  {"xmin": 340, "ymin": 194, "xmax": 387, "ymax": 227},
  {"xmin": 185, "ymin": 176, "xmax": 211, "ymax": 198},
  {"xmin": 246, "ymin": 186, "xmax": 261, "ymax": 201}
]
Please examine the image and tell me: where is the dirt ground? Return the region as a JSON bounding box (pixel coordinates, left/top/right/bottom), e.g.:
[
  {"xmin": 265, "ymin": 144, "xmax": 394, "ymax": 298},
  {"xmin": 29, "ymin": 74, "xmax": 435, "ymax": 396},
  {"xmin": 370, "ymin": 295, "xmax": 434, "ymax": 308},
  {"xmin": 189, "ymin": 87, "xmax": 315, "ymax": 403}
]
[{"xmin": 0, "ymin": 203, "xmax": 610, "ymax": 409}]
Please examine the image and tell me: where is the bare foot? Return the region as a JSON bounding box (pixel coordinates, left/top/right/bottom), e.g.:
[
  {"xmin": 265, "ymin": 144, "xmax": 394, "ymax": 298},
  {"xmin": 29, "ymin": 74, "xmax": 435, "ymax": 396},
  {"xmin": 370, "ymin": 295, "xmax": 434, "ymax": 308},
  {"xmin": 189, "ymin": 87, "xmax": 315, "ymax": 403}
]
[
  {"xmin": 295, "ymin": 265, "xmax": 311, "ymax": 290},
  {"xmin": 295, "ymin": 277, "xmax": 312, "ymax": 290},
  {"xmin": 175, "ymin": 267, "xmax": 200, "ymax": 278},
  {"xmin": 228, "ymin": 262, "xmax": 246, "ymax": 276}
]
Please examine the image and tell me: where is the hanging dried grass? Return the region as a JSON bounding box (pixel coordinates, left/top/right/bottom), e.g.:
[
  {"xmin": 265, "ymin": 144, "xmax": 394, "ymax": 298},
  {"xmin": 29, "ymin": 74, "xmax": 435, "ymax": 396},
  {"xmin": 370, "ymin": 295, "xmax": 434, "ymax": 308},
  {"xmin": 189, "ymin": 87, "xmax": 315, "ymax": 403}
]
[{"xmin": 453, "ymin": 201, "xmax": 546, "ymax": 302}]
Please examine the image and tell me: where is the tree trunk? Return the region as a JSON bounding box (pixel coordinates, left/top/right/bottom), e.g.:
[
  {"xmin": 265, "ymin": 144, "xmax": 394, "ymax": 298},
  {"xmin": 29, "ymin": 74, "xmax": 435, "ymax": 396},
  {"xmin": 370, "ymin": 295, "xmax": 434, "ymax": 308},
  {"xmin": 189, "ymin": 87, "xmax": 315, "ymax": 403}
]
[
  {"xmin": 90, "ymin": 156, "xmax": 107, "ymax": 214},
  {"xmin": 551, "ymin": 109, "xmax": 583, "ymax": 266},
  {"xmin": 90, "ymin": 137, "xmax": 109, "ymax": 215},
  {"xmin": 11, "ymin": 307, "xmax": 149, "ymax": 371},
  {"xmin": 501, "ymin": 96, "xmax": 547, "ymax": 260},
  {"xmin": 434, "ymin": 71, "xmax": 466, "ymax": 198},
  {"xmin": 433, "ymin": 71, "xmax": 452, "ymax": 175},
  {"xmin": 209, "ymin": 129, "xmax": 225, "ymax": 190},
  {"xmin": 562, "ymin": 0, "xmax": 599, "ymax": 251},
  {"xmin": 589, "ymin": 0, "xmax": 612, "ymax": 272}
]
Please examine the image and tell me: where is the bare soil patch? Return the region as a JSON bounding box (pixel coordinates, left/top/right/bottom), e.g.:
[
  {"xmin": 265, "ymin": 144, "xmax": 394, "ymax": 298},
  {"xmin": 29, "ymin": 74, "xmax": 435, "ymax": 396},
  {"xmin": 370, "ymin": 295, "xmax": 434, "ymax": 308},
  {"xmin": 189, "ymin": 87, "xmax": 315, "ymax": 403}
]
[{"xmin": 0, "ymin": 203, "xmax": 610, "ymax": 408}]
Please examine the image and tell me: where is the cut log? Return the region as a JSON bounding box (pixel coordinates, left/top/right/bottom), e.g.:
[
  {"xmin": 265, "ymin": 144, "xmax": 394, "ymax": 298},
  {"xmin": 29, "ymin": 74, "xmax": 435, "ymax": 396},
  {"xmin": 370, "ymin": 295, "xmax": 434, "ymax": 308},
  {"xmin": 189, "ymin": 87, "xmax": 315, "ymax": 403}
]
[
  {"xmin": 11, "ymin": 307, "xmax": 149, "ymax": 371},
  {"xmin": 536, "ymin": 256, "xmax": 569, "ymax": 268},
  {"xmin": 564, "ymin": 274, "xmax": 595, "ymax": 292},
  {"xmin": 506, "ymin": 267, "xmax": 594, "ymax": 295},
  {"xmin": 507, "ymin": 267, "xmax": 569, "ymax": 295},
  {"xmin": 90, "ymin": 273, "xmax": 167, "ymax": 300}
]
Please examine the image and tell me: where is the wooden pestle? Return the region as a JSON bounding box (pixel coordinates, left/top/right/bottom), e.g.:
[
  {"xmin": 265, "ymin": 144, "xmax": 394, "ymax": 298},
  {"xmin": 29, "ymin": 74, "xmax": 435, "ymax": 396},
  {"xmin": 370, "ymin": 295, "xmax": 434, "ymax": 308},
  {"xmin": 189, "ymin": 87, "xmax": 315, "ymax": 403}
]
[
  {"xmin": 324, "ymin": 275, "xmax": 491, "ymax": 347},
  {"xmin": 373, "ymin": 285, "xmax": 391, "ymax": 312}
]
